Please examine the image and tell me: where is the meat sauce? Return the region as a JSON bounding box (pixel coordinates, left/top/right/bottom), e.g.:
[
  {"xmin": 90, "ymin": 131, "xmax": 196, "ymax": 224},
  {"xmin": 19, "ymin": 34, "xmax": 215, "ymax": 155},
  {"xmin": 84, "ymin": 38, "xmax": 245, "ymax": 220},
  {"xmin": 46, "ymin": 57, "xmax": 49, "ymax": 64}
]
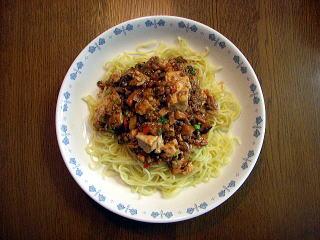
[{"xmin": 93, "ymin": 56, "xmax": 217, "ymax": 175}]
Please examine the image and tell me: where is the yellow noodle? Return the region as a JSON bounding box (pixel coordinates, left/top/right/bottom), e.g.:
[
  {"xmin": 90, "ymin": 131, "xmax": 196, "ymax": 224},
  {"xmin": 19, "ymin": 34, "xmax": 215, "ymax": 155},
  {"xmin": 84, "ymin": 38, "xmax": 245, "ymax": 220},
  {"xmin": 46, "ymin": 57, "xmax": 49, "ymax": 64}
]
[{"xmin": 83, "ymin": 38, "xmax": 240, "ymax": 198}]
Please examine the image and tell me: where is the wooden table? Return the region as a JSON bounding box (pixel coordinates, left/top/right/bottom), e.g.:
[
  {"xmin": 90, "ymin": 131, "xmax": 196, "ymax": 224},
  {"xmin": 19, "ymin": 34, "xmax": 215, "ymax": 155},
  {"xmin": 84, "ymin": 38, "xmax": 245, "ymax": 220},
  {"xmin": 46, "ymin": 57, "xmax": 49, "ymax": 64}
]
[{"xmin": 1, "ymin": 0, "xmax": 319, "ymax": 239}]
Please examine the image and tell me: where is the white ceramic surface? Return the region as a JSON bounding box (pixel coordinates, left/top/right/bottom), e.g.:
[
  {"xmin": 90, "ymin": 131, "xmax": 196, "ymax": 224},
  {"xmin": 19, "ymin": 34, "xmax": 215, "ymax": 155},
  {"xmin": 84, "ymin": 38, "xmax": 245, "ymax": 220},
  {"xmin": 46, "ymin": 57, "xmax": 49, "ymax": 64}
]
[{"xmin": 56, "ymin": 16, "xmax": 266, "ymax": 223}]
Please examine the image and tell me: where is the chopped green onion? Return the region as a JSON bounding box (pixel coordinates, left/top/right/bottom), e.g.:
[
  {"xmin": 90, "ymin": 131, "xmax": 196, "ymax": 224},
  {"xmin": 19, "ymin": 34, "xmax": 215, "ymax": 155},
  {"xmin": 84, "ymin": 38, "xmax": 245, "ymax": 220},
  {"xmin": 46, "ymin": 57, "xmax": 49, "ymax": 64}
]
[
  {"xmin": 187, "ymin": 66, "xmax": 196, "ymax": 76},
  {"xmin": 159, "ymin": 116, "xmax": 168, "ymax": 124},
  {"xmin": 194, "ymin": 123, "xmax": 201, "ymax": 131}
]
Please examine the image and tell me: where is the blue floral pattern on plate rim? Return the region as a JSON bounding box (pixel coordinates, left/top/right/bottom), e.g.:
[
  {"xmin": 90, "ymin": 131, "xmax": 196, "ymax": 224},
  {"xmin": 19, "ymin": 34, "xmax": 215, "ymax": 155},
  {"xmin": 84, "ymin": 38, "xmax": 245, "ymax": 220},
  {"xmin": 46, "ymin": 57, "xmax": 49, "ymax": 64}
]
[{"xmin": 56, "ymin": 16, "xmax": 266, "ymax": 223}]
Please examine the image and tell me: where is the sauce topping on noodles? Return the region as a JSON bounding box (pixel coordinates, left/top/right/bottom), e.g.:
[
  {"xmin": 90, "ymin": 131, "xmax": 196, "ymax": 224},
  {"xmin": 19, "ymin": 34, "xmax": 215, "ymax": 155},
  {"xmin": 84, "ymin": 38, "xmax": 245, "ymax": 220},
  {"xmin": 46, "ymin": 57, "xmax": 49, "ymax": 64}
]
[{"xmin": 92, "ymin": 56, "xmax": 217, "ymax": 175}]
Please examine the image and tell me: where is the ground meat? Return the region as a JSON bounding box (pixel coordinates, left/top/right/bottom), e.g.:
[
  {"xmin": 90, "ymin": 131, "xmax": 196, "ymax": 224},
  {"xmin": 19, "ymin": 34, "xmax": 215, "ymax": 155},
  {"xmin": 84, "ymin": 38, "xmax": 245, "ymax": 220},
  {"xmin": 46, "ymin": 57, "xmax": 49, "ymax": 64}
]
[
  {"xmin": 181, "ymin": 124, "xmax": 194, "ymax": 136},
  {"xmin": 92, "ymin": 56, "xmax": 217, "ymax": 175}
]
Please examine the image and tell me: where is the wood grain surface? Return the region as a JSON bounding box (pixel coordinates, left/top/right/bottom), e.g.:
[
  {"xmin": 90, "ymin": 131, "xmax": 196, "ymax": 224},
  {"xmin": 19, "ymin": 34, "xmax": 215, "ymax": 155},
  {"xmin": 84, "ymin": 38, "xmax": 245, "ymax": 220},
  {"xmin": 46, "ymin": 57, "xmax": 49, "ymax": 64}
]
[{"xmin": 1, "ymin": 0, "xmax": 319, "ymax": 239}]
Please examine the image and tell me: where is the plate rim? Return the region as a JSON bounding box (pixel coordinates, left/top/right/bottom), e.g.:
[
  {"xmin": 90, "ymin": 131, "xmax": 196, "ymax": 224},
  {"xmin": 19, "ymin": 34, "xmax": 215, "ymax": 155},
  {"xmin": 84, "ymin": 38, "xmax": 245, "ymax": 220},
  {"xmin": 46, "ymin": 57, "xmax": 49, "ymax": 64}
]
[{"xmin": 55, "ymin": 15, "xmax": 266, "ymax": 223}]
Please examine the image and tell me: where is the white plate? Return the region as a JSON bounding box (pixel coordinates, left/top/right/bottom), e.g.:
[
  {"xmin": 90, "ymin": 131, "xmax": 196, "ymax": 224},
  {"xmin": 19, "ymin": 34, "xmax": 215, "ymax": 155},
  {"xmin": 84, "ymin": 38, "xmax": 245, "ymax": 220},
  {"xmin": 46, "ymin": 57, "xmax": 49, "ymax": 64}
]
[{"xmin": 56, "ymin": 16, "xmax": 266, "ymax": 223}]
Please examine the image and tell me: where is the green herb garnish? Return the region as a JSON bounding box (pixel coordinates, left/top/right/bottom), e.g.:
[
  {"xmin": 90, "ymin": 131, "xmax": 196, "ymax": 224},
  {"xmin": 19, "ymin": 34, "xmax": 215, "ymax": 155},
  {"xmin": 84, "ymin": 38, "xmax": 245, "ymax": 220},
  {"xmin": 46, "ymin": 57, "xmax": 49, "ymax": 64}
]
[
  {"xmin": 194, "ymin": 123, "xmax": 201, "ymax": 131},
  {"xmin": 159, "ymin": 116, "xmax": 168, "ymax": 124},
  {"xmin": 187, "ymin": 66, "xmax": 196, "ymax": 76}
]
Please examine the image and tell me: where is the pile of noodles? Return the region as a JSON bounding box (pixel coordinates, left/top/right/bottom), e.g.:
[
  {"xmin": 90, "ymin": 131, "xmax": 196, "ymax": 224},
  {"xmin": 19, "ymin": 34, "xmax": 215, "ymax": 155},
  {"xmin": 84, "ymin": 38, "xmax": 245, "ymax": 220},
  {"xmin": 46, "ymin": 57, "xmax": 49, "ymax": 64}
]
[{"xmin": 84, "ymin": 38, "xmax": 240, "ymax": 198}]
